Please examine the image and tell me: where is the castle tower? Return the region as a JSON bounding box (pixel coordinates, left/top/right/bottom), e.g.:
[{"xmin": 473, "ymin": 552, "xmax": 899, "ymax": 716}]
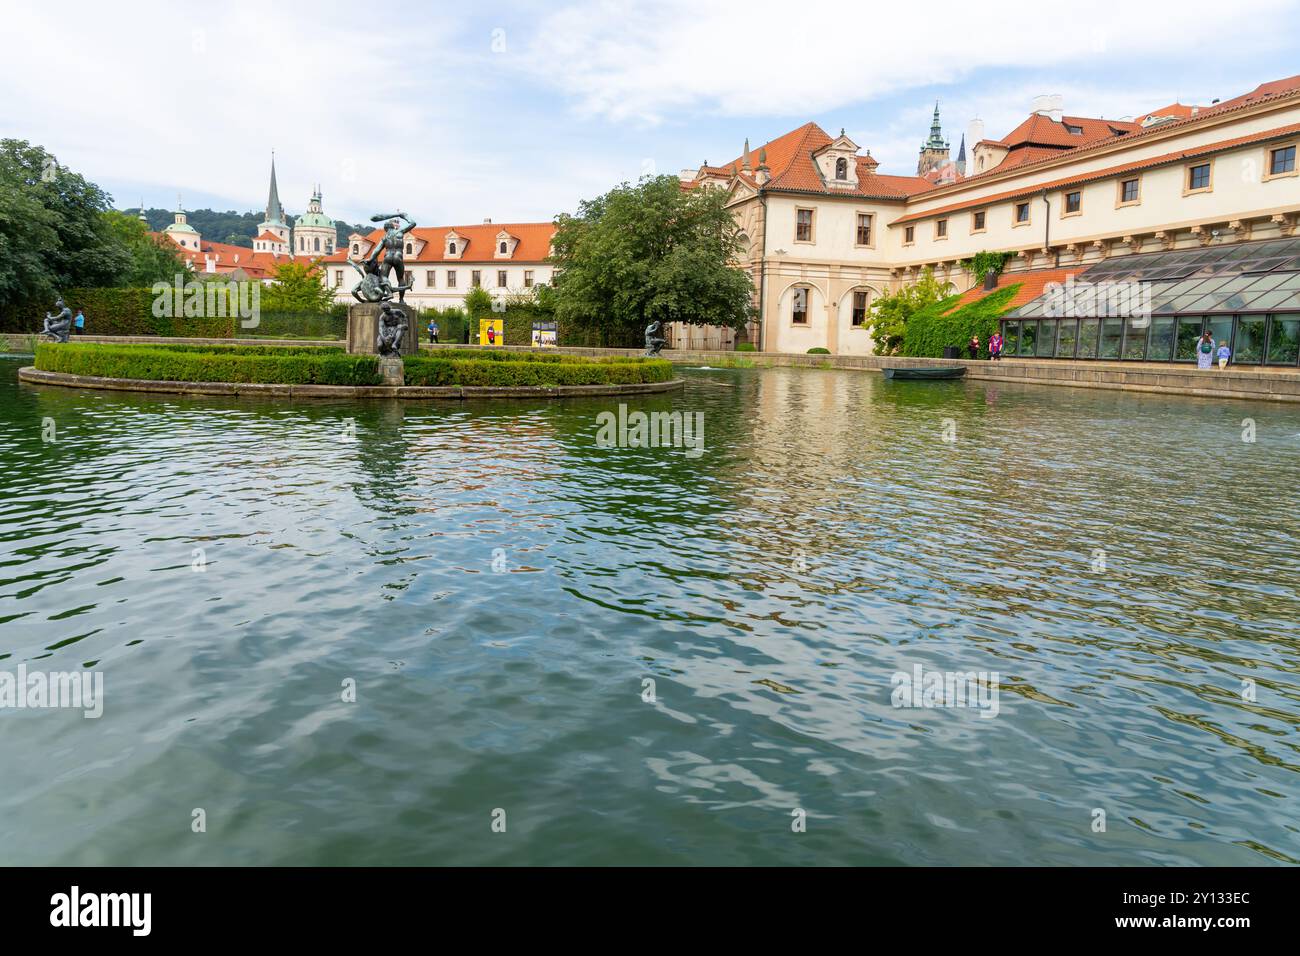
[
  {"xmin": 917, "ymin": 101, "xmax": 951, "ymax": 176},
  {"xmin": 293, "ymin": 185, "xmax": 336, "ymax": 258},
  {"xmin": 257, "ymin": 153, "xmax": 291, "ymax": 245}
]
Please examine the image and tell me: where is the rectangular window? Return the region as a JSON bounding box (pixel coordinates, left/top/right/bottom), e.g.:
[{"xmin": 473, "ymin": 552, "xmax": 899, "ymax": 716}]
[
  {"xmin": 524, "ymin": 270, "xmax": 534, "ymax": 288},
  {"xmin": 333, "ymin": 270, "xmax": 342, "ymax": 288},
  {"xmin": 1119, "ymin": 178, "xmax": 1140, "ymax": 205},
  {"xmin": 1015, "ymin": 202, "xmax": 1030, "ymax": 224},
  {"xmin": 471, "ymin": 270, "xmax": 482, "ymax": 287},
  {"xmin": 1266, "ymin": 313, "xmax": 1299, "ymax": 365},
  {"xmin": 426, "ymin": 270, "xmax": 436, "ymax": 288},
  {"xmin": 1187, "ymin": 163, "xmax": 1211, "ymax": 192},
  {"xmin": 1269, "ymin": 145, "xmax": 1296, "ymax": 176},
  {"xmin": 856, "ymin": 213, "xmax": 872, "ymax": 246},
  {"xmin": 935, "ymin": 218, "xmax": 948, "ymax": 239},
  {"xmin": 1064, "ymin": 190, "xmax": 1082, "ymax": 215},
  {"xmin": 795, "ymin": 208, "xmax": 814, "ymax": 242},
  {"xmin": 851, "ymin": 291, "xmax": 868, "ymax": 327},
  {"xmin": 791, "ymin": 287, "xmax": 808, "ymax": 324},
  {"xmin": 904, "ymin": 225, "xmax": 915, "ymax": 244},
  {"xmin": 972, "ymin": 210, "xmax": 986, "ymax": 232},
  {"xmin": 497, "ymin": 270, "xmax": 508, "ymax": 288},
  {"xmin": 447, "ymin": 270, "xmax": 457, "ymax": 288}
]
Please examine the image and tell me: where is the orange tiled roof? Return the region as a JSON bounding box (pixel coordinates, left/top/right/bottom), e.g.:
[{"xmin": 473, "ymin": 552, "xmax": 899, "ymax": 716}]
[
  {"xmin": 254, "ymin": 230, "xmax": 285, "ymax": 243},
  {"xmin": 946, "ymin": 267, "xmax": 1080, "ymax": 313},
  {"xmin": 890, "ymin": 119, "xmax": 1300, "ymax": 226},
  {"xmin": 1136, "ymin": 103, "xmax": 1197, "ymax": 125},
  {"xmin": 321, "ymin": 221, "xmax": 555, "ymax": 264},
  {"xmin": 708, "ymin": 122, "xmax": 933, "ymax": 199},
  {"xmin": 998, "ymin": 114, "xmax": 1140, "ymax": 150}
]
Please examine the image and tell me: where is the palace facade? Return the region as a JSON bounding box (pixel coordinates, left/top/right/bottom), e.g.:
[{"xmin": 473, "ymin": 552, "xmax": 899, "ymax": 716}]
[
  {"xmin": 684, "ymin": 75, "xmax": 1300, "ymax": 360},
  {"xmin": 319, "ymin": 221, "xmax": 556, "ymax": 310}
]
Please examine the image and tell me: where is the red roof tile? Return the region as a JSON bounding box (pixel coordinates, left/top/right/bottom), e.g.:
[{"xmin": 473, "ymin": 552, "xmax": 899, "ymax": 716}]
[
  {"xmin": 320, "ymin": 222, "xmax": 554, "ymax": 264},
  {"xmin": 891, "ymin": 120, "xmax": 1300, "ymax": 226}
]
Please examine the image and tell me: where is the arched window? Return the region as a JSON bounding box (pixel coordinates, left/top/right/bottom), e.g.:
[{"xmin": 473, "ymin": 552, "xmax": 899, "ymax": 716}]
[
  {"xmin": 835, "ymin": 157, "xmax": 847, "ymax": 180},
  {"xmin": 405, "ymin": 242, "xmax": 412, "ymax": 254},
  {"xmin": 792, "ymin": 287, "xmax": 809, "ymax": 325},
  {"xmin": 314, "ymin": 237, "xmax": 320, "ymax": 252},
  {"xmin": 499, "ymin": 241, "xmax": 508, "ymax": 254},
  {"xmin": 449, "ymin": 242, "xmax": 457, "ymax": 255},
  {"xmin": 352, "ymin": 243, "xmax": 359, "ymax": 254}
]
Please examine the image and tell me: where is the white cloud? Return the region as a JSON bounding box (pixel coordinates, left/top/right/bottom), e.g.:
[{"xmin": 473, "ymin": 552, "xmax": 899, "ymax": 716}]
[{"xmin": 519, "ymin": 0, "xmax": 1299, "ymax": 124}]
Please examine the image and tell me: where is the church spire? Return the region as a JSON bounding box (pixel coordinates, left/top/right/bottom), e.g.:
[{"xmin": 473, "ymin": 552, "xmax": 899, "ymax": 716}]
[
  {"xmin": 925, "ymin": 101, "xmax": 947, "ymax": 150},
  {"xmin": 265, "ymin": 151, "xmax": 284, "ymax": 225}
]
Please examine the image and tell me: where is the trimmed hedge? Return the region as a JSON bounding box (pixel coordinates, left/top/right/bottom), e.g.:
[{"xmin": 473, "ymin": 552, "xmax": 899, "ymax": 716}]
[
  {"xmin": 900, "ymin": 285, "xmax": 1021, "ymax": 359},
  {"xmin": 248, "ymin": 311, "xmax": 346, "ymax": 339},
  {"xmin": 34, "ymin": 342, "xmax": 379, "ymax": 386},
  {"xmin": 1, "ymin": 288, "xmax": 237, "ymax": 338},
  {"xmin": 403, "ymin": 352, "xmax": 673, "ymax": 387}
]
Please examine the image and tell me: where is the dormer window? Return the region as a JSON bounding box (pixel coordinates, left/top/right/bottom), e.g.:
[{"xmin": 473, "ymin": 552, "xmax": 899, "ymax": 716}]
[
  {"xmin": 1065, "ymin": 124, "xmax": 1083, "ymax": 135},
  {"xmin": 405, "ymin": 242, "xmax": 412, "ymax": 254},
  {"xmin": 499, "ymin": 241, "xmax": 508, "ymax": 254},
  {"xmin": 352, "ymin": 243, "xmax": 359, "ymax": 254},
  {"xmin": 449, "ymin": 241, "xmax": 457, "ymax": 255},
  {"xmin": 835, "ymin": 157, "xmax": 847, "ymax": 180}
]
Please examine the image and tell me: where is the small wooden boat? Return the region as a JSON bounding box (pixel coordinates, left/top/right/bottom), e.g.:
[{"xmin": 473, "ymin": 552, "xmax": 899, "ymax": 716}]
[{"xmin": 883, "ymin": 366, "xmax": 967, "ymax": 381}]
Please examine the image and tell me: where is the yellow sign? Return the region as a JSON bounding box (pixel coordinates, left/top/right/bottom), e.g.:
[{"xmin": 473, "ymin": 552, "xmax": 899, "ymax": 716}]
[{"xmin": 478, "ymin": 318, "xmax": 504, "ymax": 346}]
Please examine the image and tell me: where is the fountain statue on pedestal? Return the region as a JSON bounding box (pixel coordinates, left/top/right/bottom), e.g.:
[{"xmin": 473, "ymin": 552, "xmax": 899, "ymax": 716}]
[
  {"xmin": 644, "ymin": 320, "xmax": 666, "ymax": 357},
  {"xmin": 349, "ymin": 211, "xmax": 416, "ymax": 304},
  {"xmin": 41, "ymin": 298, "xmax": 72, "ymax": 343},
  {"xmin": 377, "ymin": 301, "xmax": 408, "ymax": 356}
]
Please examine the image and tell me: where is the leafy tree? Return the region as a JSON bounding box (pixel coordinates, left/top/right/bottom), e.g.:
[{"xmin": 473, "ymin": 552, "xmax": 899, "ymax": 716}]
[
  {"xmin": 864, "ymin": 268, "xmax": 948, "ymax": 355},
  {"xmin": 262, "ymin": 261, "xmax": 334, "ymax": 312},
  {"xmin": 0, "ymin": 139, "xmax": 130, "ymax": 307},
  {"xmin": 463, "ymin": 285, "xmax": 493, "ymax": 320},
  {"xmin": 101, "ymin": 210, "xmax": 192, "ymax": 286},
  {"xmin": 550, "ymin": 175, "xmax": 754, "ymax": 342}
]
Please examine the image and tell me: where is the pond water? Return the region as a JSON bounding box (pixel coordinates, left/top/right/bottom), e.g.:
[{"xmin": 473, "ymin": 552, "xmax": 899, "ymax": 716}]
[{"xmin": 1, "ymin": 355, "xmax": 1298, "ymax": 865}]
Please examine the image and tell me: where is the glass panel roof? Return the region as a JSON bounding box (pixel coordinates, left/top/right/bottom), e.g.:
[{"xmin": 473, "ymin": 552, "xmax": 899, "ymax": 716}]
[{"xmin": 1006, "ymin": 237, "xmax": 1300, "ymax": 318}]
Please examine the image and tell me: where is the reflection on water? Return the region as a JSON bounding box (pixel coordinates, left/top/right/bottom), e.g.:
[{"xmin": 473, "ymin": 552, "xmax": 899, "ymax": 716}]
[{"xmin": 1, "ymin": 356, "xmax": 1298, "ymax": 865}]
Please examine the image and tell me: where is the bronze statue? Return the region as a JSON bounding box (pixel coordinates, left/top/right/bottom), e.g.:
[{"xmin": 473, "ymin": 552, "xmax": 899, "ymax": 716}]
[
  {"xmin": 377, "ymin": 301, "xmax": 408, "ymax": 355},
  {"xmin": 644, "ymin": 320, "xmax": 665, "ymax": 357},
  {"xmin": 42, "ymin": 298, "xmax": 72, "ymax": 343},
  {"xmin": 367, "ymin": 212, "xmax": 416, "ymax": 303},
  {"xmin": 348, "ymin": 252, "xmax": 391, "ymax": 303}
]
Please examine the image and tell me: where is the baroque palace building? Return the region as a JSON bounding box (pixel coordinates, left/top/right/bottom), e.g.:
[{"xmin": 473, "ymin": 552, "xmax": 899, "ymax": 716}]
[
  {"xmin": 320, "ymin": 220, "xmax": 556, "ymax": 310},
  {"xmin": 681, "ymin": 74, "xmax": 1300, "ymax": 361}
]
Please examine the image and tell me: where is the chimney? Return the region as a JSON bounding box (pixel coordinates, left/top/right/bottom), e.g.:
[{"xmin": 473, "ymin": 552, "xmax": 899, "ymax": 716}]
[
  {"xmin": 483, "ymin": 217, "xmax": 492, "ymax": 224},
  {"xmin": 968, "ymin": 118, "xmax": 985, "ymax": 148},
  {"xmin": 755, "ymin": 148, "xmax": 770, "ymax": 186}
]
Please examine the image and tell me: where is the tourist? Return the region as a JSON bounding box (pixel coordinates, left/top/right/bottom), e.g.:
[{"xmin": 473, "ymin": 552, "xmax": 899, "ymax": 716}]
[
  {"xmin": 989, "ymin": 331, "xmax": 1004, "ymax": 361},
  {"xmin": 428, "ymin": 317, "xmax": 438, "ymax": 344},
  {"xmin": 968, "ymin": 334, "xmax": 981, "ymax": 360},
  {"xmin": 1197, "ymin": 330, "xmax": 1216, "ymax": 369},
  {"xmin": 74, "ymin": 308, "xmax": 85, "ymax": 335},
  {"xmin": 1218, "ymin": 340, "xmax": 1232, "ymax": 369}
]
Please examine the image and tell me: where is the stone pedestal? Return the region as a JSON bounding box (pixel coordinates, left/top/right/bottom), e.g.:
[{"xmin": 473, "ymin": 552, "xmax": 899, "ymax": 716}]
[
  {"xmin": 346, "ymin": 302, "xmax": 418, "ymax": 357},
  {"xmin": 377, "ymin": 355, "xmax": 404, "ymax": 386}
]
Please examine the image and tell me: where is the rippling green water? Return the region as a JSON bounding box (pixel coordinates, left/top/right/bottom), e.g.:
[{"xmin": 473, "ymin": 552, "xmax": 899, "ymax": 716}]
[{"xmin": 1, "ymin": 355, "xmax": 1298, "ymax": 866}]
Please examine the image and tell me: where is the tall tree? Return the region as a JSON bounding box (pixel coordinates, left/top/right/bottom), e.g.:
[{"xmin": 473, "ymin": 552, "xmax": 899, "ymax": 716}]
[
  {"xmin": 0, "ymin": 139, "xmax": 129, "ymax": 305},
  {"xmin": 262, "ymin": 261, "xmax": 334, "ymax": 312},
  {"xmin": 101, "ymin": 210, "xmax": 191, "ymax": 286},
  {"xmin": 550, "ymin": 175, "xmax": 754, "ymax": 341}
]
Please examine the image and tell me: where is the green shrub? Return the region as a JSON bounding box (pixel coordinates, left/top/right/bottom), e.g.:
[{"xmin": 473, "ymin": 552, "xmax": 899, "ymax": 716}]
[
  {"xmin": 248, "ymin": 311, "xmax": 345, "ymax": 339},
  {"xmin": 403, "ymin": 352, "xmax": 672, "ymax": 387},
  {"xmin": 0, "ymin": 288, "xmax": 237, "ymax": 337},
  {"xmin": 899, "ymin": 285, "xmax": 1021, "ymax": 359},
  {"xmin": 807, "ymin": 347, "xmax": 830, "ymax": 354},
  {"xmin": 735, "ymin": 342, "xmax": 757, "ymax": 351},
  {"xmin": 34, "ymin": 342, "xmax": 379, "ymax": 385}
]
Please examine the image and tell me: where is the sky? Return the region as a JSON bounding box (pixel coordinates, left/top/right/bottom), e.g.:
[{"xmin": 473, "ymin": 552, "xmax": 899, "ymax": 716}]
[{"xmin": 3, "ymin": 0, "xmax": 1299, "ymax": 229}]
